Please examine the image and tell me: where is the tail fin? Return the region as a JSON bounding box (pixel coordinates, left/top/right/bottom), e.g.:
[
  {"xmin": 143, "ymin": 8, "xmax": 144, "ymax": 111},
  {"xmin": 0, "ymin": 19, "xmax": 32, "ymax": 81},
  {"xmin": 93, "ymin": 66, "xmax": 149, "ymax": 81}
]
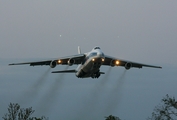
[{"xmin": 78, "ymin": 46, "xmax": 81, "ymax": 54}]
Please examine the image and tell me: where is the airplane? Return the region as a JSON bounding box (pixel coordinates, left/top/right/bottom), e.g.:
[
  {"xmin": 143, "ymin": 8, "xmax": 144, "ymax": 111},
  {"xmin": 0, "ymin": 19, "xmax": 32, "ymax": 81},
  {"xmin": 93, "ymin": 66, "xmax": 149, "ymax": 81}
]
[{"xmin": 9, "ymin": 46, "xmax": 162, "ymax": 78}]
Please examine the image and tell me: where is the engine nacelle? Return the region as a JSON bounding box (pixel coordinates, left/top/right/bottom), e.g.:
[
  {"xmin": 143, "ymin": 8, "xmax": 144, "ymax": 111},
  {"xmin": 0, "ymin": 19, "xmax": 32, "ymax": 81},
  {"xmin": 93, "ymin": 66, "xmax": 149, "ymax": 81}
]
[
  {"xmin": 125, "ymin": 62, "xmax": 132, "ymax": 70},
  {"xmin": 110, "ymin": 60, "xmax": 119, "ymax": 67},
  {"xmin": 110, "ymin": 60, "xmax": 116, "ymax": 67},
  {"xmin": 68, "ymin": 58, "xmax": 75, "ymax": 66},
  {"xmin": 50, "ymin": 61, "xmax": 57, "ymax": 68}
]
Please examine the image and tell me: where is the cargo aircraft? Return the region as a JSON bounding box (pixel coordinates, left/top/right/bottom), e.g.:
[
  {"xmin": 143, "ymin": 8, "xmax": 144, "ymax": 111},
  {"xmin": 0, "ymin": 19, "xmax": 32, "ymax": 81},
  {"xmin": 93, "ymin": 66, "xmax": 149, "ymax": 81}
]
[{"xmin": 9, "ymin": 46, "xmax": 162, "ymax": 78}]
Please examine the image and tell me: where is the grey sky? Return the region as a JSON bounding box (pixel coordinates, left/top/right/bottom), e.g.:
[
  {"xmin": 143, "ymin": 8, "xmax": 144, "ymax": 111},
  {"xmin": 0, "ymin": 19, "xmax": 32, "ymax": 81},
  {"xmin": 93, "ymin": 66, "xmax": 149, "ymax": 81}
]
[
  {"xmin": 0, "ymin": 1, "xmax": 177, "ymax": 64},
  {"xmin": 0, "ymin": 1, "xmax": 177, "ymax": 120}
]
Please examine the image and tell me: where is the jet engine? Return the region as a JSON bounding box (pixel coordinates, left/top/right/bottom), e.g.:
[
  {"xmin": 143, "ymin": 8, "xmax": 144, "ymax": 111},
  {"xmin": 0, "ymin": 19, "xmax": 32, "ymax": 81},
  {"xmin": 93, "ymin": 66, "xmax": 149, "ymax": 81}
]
[
  {"xmin": 110, "ymin": 60, "xmax": 119, "ymax": 67},
  {"xmin": 68, "ymin": 58, "xmax": 75, "ymax": 66},
  {"xmin": 50, "ymin": 61, "xmax": 57, "ymax": 68},
  {"xmin": 125, "ymin": 62, "xmax": 132, "ymax": 70},
  {"xmin": 110, "ymin": 60, "xmax": 115, "ymax": 67}
]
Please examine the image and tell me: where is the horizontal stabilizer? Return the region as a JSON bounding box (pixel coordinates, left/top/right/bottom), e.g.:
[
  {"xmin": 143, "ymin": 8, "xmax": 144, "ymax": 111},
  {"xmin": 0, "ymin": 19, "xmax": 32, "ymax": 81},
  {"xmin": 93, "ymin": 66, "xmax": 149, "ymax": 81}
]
[
  {"xmin": 100, "ymin": 72, "xmax": 105, "ymax": 74},
  {"xmin": 52, "ymin": 70, "xmax": 76, "ymax": 73}
]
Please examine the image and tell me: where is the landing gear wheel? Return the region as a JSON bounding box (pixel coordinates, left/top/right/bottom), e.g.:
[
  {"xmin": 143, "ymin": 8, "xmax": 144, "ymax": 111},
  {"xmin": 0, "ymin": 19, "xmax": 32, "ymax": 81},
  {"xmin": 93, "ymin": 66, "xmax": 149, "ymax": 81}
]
[
  {"xmin": 91, "ymin": 72, "xmax": 100, "ymax": 79},
  {"xmin": 95, "ymin": 73, "xmax": 100, "ymax": 78}
]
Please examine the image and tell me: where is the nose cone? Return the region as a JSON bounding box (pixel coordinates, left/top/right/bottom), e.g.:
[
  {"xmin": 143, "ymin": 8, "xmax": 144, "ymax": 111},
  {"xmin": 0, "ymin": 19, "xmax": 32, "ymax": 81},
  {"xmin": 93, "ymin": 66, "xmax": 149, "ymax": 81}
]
[
  {"xmin": 97, "ymin": 51, "xmax": 105, "ymax": 63},
  {"xmin": 97, "ymin": 51, "xmax": 105, "ymax": 58}
]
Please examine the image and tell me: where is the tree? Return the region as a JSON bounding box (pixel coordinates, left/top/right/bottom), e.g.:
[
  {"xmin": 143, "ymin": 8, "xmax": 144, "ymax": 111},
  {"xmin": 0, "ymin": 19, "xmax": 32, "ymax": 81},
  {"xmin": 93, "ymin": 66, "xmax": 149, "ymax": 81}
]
[
  {"xmin": 105, "ymin": 115, "xmax": 121, "ymax": 120},
  {"xmin": 2, "ymin": 103, "xmax": 48, "ymax": 120},
  {"xmin": 148, "ymin": 94, "xmax": 177, "ymax": 120}
]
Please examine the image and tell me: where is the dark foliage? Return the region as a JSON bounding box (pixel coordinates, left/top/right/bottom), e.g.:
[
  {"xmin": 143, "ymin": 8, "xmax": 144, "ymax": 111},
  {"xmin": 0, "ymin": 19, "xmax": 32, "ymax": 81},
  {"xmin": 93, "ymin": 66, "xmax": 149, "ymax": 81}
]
[
  {"xmin": 148, "ymin": 94, "xmax": 177, "ymax": 120},
  {"xmin": 105, "ymin": 115, "xmax": 121, "ymax": 120},
  {"xmin": 2, "ymin": 103, "xmax": 48, "ymax": 120}
]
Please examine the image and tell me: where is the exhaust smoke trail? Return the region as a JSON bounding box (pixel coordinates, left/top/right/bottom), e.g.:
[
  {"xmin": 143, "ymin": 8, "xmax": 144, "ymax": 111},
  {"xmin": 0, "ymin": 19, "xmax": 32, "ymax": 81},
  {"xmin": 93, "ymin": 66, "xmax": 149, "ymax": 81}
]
[
  {"xmin": 18, "ymin": 67, "xmax": 51, "ymax": 104},
  {"xmin": 36, "ymin": 66, "xmax": 69, "ymax": 115},
  {"xmin": 33, "ymin": 68, "xmax": 51, "ymax": 89},
  {"xmin": 103, "ymin": 69, "xmax": 127, "ymax": 114}
]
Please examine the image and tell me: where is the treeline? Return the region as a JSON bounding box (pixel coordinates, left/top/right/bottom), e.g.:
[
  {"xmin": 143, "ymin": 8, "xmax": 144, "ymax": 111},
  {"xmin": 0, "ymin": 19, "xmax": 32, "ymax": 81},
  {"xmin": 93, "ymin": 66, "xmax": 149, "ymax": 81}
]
[{"xmin": 2, "ymin": 94, "xmax": 177, "ymax": 120}]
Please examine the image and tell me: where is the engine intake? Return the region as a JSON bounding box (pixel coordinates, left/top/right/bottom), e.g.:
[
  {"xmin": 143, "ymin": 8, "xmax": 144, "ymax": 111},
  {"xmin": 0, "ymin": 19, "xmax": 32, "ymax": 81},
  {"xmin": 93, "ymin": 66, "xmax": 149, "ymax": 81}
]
[
  {"xmin": 50, "ymin": 61, "xmax": 57, "ymax": 68},
  {"xmin": 68, "ymin": 58, "xmax": 75, "ymax": 66},
  {"xmin": 125, "ymin": 62, "xmax": 132, "ymax": 70}
]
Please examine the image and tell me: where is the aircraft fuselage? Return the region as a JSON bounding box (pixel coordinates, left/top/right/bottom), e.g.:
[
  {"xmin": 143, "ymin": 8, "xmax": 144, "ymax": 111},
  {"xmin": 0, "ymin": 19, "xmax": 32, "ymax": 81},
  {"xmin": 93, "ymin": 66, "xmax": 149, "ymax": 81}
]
[{"xmin": 75, "ymin": 48, "xmax": 105, "ymax": 78}]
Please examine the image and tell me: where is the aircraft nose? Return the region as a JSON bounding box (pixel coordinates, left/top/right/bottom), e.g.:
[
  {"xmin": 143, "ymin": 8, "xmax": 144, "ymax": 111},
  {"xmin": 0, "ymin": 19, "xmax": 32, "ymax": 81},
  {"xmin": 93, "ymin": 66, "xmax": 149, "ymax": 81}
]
[{"xmin": 97, "ymin": 51, "xmax": 104, "ymax": 57}]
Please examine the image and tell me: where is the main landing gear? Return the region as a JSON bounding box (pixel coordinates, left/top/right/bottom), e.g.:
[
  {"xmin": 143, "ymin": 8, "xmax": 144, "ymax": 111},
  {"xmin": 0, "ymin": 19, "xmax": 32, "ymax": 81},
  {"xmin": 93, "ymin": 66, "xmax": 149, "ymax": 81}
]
[{"xmin": 91, "ymin": 72, "xmax": 101, "ymax": 79}]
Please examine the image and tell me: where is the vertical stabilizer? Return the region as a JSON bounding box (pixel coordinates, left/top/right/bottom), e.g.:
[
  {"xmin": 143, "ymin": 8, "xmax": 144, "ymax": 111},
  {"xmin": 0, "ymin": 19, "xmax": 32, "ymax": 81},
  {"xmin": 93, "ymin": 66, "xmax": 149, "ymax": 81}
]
[{"xmin": 78, "ymin": 46, "xmax": 81, "ymax": 54}]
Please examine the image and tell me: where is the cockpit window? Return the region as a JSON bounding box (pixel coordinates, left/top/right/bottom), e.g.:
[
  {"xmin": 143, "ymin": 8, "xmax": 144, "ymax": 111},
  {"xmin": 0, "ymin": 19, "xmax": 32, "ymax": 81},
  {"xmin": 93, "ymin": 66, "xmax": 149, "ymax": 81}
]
[
  {"xmin": 89, "ymin": 52, "xmax": 97, "ymax": 57},
  {"xmin": 94, "ymin": 47, "xmax": 100, "ymax": 50}
]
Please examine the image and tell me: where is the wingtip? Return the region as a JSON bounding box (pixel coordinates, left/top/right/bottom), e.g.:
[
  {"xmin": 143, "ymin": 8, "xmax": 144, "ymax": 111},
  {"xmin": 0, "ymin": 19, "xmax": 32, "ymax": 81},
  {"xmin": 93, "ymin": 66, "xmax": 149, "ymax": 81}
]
[{"xmin": 157, "ymin": 66, "xmax": 162, "ymax": 69}]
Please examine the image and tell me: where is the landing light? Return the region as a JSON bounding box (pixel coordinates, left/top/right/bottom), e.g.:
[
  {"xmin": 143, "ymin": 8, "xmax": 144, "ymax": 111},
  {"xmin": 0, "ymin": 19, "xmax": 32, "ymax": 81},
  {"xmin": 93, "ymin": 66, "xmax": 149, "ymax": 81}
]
[
  {"xmin": 92, "ymin": 59, "xmax": 95, "ymax": 61},
  {"xmin": 58, "ymin": 60, "xmax": 62, "ymax": 64},
  {"xmin": 102, "ymin": 59, "xmax": 105, "ymax": 62},
  {"xmin": 116, "ymin": 60, "xmax": 119, "ymax": 65}
]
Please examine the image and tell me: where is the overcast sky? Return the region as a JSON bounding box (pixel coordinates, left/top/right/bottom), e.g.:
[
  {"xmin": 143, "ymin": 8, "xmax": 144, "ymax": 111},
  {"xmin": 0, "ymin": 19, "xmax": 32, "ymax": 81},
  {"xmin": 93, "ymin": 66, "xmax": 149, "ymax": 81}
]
[
  {"xmin": 0, "ymin": 1, "xmax": 177, "ymax": 120},
  {"xmin": 1, "ymin": 1, "xmax": 177, "ymax": 64}
]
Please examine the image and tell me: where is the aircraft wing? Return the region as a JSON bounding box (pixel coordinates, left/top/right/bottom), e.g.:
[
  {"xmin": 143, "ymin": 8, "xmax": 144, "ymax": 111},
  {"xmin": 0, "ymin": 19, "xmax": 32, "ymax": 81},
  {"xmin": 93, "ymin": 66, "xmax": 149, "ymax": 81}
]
[
  {"xmin": 103, "ymin": 55, "xmax": 162, "ymax": 69},
  {"xmin": 9, "ymin": 54, "xmax": 85, "ymax": 66}
]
